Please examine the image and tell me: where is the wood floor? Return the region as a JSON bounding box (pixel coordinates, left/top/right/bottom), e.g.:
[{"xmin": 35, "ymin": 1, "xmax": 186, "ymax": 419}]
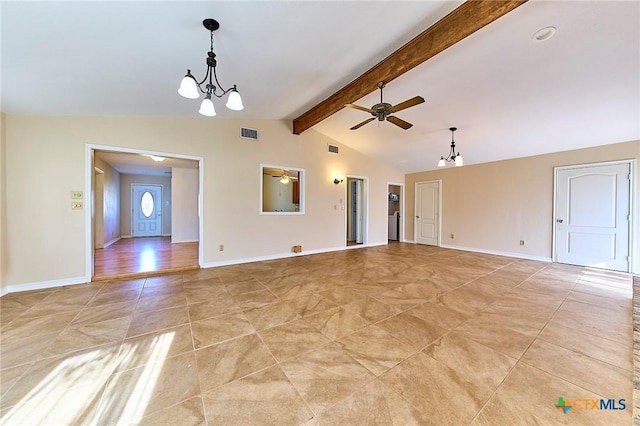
[{"xmin": 93, "ymin": 237, "xmax": 199, "ymax": 281}]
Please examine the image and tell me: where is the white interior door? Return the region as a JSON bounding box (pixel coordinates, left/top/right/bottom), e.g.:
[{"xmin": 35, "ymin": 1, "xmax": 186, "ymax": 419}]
[
  {"xmin": 132, "ymin": 184, "xmax": 163, "ymax": 237},
  {"xmin": 555, "ymin": 162, "xmax": 631, "ymax": 271},
  {"xmin": 416, "ymin": 181, "xmax": 439, "ymax": 246}
]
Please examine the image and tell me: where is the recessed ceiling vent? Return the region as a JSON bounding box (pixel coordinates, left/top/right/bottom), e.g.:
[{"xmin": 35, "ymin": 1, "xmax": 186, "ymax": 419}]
[
  {"xmin": 328, "ymin": 144, "xmax": 339, "ymax": 154},
  {"xmin": 240, "ymin": 127, "xmax": 259, "ymax": 141}
]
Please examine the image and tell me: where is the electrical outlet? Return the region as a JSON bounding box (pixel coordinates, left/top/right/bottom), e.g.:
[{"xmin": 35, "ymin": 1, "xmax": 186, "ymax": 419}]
[
  {"xmin": 520, "ymin": 240, "xmax": 525, "ymax": 246},
  {"xmin": 219, "ymin": 244, "xmax": 224, "ymax": 251},
  {"xmin": 71, "ymin": 201, "xmax": 83, "ymax": 210},
  {"xmin": 71, "ymin": 191, "xmax": 83, "ymax": 199}
]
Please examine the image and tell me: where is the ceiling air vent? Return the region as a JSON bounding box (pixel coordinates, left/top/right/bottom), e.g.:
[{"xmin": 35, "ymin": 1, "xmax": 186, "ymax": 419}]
[
  {"xmin": 240, "ymin": 127, "xmax": 259, "ymax": 141},
  {"xmin": 328, "ymin": 144, "xmax": 339, "ymax": 154}
]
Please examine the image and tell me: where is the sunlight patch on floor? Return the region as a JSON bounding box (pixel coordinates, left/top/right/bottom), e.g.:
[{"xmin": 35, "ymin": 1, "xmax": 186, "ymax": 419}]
[{"xmin": 1, "ymin": 331, "xmax": 175, "ymax": 425}]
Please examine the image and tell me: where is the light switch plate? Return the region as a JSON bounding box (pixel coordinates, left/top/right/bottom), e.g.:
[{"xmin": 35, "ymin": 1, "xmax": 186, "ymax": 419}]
[{"xmin": 71, "ymin": 201, "xmax": 83, "ymax": 210}]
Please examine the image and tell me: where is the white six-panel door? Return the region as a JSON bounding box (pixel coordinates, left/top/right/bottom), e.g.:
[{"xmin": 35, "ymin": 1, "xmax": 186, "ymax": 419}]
[{"xmin": 555, "ymin": 162, "xmax": 631, "ymax": 272}]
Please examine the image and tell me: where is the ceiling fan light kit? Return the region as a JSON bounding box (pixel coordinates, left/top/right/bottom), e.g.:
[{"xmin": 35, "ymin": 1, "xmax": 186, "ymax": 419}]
[
  {"xmin": 178, "ymin": 18, "xmax": 244, "ymax": 117},
  {"xmin": 345, "ymin": 82, "xmax": 424, "ymax": 130},
  {"xmin": 438, "ymin": 127, "xmax": 464, "ymax": 168}
]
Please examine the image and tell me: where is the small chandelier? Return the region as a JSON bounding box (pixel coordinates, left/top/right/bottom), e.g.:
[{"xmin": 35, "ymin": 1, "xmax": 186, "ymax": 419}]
[
  {"xmin": 178, "ymin": 18, "xmax": 244, "ymax": 116},
  {"xmin": 437, "ymin": 127, "xmax": 464, "ymax": 167}
]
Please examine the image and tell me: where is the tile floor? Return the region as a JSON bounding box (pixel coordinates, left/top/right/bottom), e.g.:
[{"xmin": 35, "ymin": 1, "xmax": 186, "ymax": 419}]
[{"xmin": 0, "ymin": 244, "xmax": 633, "ymax": 425}]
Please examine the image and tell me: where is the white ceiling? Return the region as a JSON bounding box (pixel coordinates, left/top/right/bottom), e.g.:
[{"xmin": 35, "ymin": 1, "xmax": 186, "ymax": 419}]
[
  {"xmin": 2, "ymin": 1, "xmax": 639, "ymax": 174},
  {"xmin": 95, "ymin": 150, "xmax": 198, "ymax": 176}
]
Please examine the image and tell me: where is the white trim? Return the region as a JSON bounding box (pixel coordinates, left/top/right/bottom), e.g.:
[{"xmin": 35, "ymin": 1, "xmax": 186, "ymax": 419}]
[
  {"xmin": 259, "ymin": 163, "xmax": 305, "ymax": 215},
  {"xmin": 171, "ymin": 238, "xmax": 199, "ymax": 244},
  {"xmin": 0, "ymin": 287, "xmax": 8, "ymax": 297},
  {"xmin": 366, "ymin": 241, "xmax": 388, "ymax": 248},
  {"xmin": 404, "ymin": 239, "xmax": 416, "ymax": 244},
  {"xmin": 440, "ymin": 244, "xmax": 552, "ymax": 262},
  {"xmin": 103, "ymin": 237, "xmax": 121, "ymax": 248},
  {"xmin": 7, "ymin": 276, "xmax": 88, "ymax": 294},
  {"xmin": 202, "ymin": 246, "xmax": 347, "ymax": 268},
  {"xmin": 86, "ymin": 144, "xmax": 205, "ymax": 283},
  {"xmin": 553, "ymin": 159, "xmax": 636, "ymax": 273},
  {"xmin": 414, "ymin": 180, "xmax": 442, "ymax": 246},
  {"xmin": 344, "ymin": 175, "xmax": 369, "ymax": 246},
  {"xmin": 202, "ymin": 241, "xmax": 389, "ymax": 269},
  {"xmin": 387, "ymin": 181, "xmax": 404, "ymax": 242},
  {"xmin": 131, "ymin": 183, "xmax": 164, "ymax": 237}
]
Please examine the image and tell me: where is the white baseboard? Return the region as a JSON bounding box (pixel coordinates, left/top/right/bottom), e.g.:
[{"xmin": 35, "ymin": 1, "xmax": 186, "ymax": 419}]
[
  {"xmin": 367, "ymin": 241, "xmax": 388, "ymax": 248},
  {"xmin": 104, "ymin": 237, "xmax": 121, "ymax": 248},
  {"xmin": 439, "ymin": 244, "xmax": 552, "ymax": 262},
  {"xmin": 201, "ymin": 245, "xmax": 348, "ymax": 269},
  {"xmin": 171, "ymin": 238, "xmax": 199, "ymax": 244},
  {"xmin": 7, "ymin": 276, "xmax": 88, "ymax": 294},
  {"xmin": 2, "ymin": 243, "xmax": 552, "ymax": 295}
]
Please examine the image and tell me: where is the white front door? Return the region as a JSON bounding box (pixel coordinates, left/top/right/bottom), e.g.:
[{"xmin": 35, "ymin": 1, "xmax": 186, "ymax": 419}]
[
  {"xmin": 132, "ymin": 184, "xmax": 163, "ymax": 237},
  {"xmin": 416, "ymin": 181, "xmax": 439, "ymax": 246},
  {"xmin": 555, "ymin": 162, "xmax": 631, "ymax": 271}
]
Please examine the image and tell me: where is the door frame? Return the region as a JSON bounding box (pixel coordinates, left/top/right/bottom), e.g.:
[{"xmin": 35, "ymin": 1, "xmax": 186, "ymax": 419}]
[
  {"xmin": 344, "ymin": 175, "xmax": 369, "ymax": 248},
  {"xmin": 84, "ymin": 144, "xmax": 205, "ymax": 282},
  {"xmin": 131, "ymin": 183, "xmax": 164, "ymax": 237},
  {"xmin": 387, "ymin": 181, "xmax": 404, "ymax": 242},
  {"xmin": 414, "ymin": 180, "xmax": 442, "ymax": 246},
  {"xmin": 552, "ymin": 159, "xmax": 636, "ymax": 273}
]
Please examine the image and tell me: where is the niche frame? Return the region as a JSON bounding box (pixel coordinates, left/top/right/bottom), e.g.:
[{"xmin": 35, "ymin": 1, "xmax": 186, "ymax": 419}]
[{"xmin": 259, "ymin": 163, "xmax": 305, "ymax": 215}]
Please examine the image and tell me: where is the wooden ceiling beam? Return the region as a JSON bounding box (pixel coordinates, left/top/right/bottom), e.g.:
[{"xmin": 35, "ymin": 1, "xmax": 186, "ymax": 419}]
[{"xmin": 292, "ymin": 0, "xmax": 528, "ymax": 135}]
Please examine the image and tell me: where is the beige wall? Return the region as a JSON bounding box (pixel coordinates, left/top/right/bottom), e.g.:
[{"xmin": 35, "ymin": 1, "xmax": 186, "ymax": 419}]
[
  {"xmin": 94, "ymin": 156, "xmax": 121, "ymax": 246},
  {"xmin": 171, "ymin": 167, "xmax": 199, "ymax": 243},
  {"xmin": 405, "ymin": 140, "xmax": 640, "ymax": 270},
  {"xmin": 4, "ymin": 115, "xmax": 403, "ymax": 289},
  {"xmin": 0, "ymin": 114, "xmax": 6, "ymax": 294}
]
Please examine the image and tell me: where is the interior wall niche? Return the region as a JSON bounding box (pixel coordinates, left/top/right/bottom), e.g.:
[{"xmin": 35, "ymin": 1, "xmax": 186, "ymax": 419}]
[{"xmin": 260, "ymin": 165, "xmax": 304, "ymax": 214}]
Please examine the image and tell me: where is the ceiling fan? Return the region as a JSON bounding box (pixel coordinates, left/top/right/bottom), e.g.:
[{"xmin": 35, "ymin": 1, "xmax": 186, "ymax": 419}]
[{"xmin": 345, "ymin": 82, "xmax": 425, "ymax": 130}]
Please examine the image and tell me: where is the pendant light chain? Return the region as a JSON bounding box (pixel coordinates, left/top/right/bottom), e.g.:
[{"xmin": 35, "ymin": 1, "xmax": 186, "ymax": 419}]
[{"xmin": 177, "ymin": 18, "xmax": 244, "ymax": 116}]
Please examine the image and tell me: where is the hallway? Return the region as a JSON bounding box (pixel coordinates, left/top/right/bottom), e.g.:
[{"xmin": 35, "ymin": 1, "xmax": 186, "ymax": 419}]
[{"xmin": 93, "ymin": 237, "xmax": 199, "ymax": 280}]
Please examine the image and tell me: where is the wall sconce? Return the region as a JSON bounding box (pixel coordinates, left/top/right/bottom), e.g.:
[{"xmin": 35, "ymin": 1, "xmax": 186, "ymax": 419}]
[{"xmin": 333, "ymin": 178, "xmax": 343, "ymax": 185}]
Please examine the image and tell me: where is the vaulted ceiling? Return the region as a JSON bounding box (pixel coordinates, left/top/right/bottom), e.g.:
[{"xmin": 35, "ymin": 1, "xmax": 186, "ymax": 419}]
[{"xmin": 2, "ymin": 1, "xmax": 638, "ymax": 173}]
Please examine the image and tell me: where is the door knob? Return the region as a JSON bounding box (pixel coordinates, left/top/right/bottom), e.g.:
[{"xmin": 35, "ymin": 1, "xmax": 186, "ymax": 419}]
[
  {"xmin": 416, "ymin": 216, "xmax": 419, "ymax": 219},
  {"xmin": 556, "ymin": 219, "xmax": 564, "ymax": 223}
]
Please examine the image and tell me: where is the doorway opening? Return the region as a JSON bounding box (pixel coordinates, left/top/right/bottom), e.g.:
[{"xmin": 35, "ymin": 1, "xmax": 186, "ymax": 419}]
[
  {"xmin": 388, "ymin": 183, "xmax": 402, "ymax": 242},
  {"xmin": 346, "ymin": 177, "xmax": 368, "ymax": 247},
  {"xmin": 86, "ymin": 145, "xmax": 203, "ymax": 281}
]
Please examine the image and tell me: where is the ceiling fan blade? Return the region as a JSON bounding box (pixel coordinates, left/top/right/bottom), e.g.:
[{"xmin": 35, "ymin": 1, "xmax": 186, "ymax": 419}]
[
  {"xmin": 345, "ymin": 103, "xmax": 375, "ymax": 114},
  {"xmin": 386, "ymin": 116, "xmax": 413, "ymax": 130},
  {"xmin": 350, "ymin": 117, "xmax": 376, "ymax": 130},
  {"xmin": 388, "ymin": 96, "xmax": 425, "ymax": 113}
]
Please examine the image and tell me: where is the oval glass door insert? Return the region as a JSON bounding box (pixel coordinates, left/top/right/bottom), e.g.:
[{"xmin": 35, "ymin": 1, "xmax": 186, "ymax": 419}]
[{"xmin": 141, "ymin": 191, "xmax": 154, "ymax": 217}]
